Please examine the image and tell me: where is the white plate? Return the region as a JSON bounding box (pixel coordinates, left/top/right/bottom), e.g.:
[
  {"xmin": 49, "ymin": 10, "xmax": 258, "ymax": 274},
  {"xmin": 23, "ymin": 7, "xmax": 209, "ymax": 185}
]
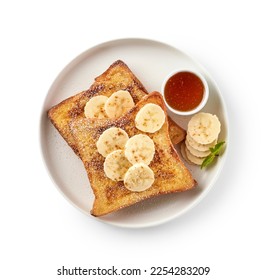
[{"xmin": 40, "ymin": 38, "xmax": 229, "ymax": 228}]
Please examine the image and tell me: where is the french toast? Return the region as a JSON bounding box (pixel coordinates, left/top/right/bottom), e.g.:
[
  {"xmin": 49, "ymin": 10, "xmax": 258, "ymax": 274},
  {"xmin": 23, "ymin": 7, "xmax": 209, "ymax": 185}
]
[
  {"xmin": 48, "ymin": 60, "xmax": 185, "ymax": 156},
  {"xmin": 70, "ymin": 92, "xmax": 196, "ymax": 216}
]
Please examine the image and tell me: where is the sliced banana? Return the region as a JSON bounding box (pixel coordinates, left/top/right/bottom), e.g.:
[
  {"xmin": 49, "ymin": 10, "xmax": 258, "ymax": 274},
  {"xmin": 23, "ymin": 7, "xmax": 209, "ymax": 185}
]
[
  {"xmin": 125, "ymin": 134, "xmax": 155, "ymax": 165},
  {"xmin": 84, "ymin": 95, "xmax": 108, "ymax": 119},
  {"xmin": 135, "ymin": 103, "xmax": 165, "ymax": 133},
  {"xmin": 124, "ymin": 163, "xmax": 155, "ymax": 192},
  {"xmin": 187, "ymin": 112, "xmax": 221, "ymax": 145},
  {"xmin": 104, "ymin": 150, "xmax": 131, "ymax": 181},
  {"xmin": 186, "ymin": 133, "xmax": 217, "ymax": 152},
  {"xmin": 96, "ymin": 127, "xmax": 129, "ymax": 157},
  {"xmin": 185, "ymin": 140, "xmax": 211, "ymax": 158},
  {"xmin": 104, "ymin": 90, "xmax": 135, "ymax": 118},
  {"xmin": 185, "ymin": 146, "xmax": 205, "ymax": 166}
]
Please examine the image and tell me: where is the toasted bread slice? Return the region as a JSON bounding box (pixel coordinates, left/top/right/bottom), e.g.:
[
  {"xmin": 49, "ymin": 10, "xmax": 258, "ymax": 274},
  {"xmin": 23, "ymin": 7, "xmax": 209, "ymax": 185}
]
[
  {"xmin": 48, "ymin": 60, "xmax": 185, "ymax": 156},
  {"xmin": 70, "ymin": 92, "xmax": 196, "ymax": 216}
]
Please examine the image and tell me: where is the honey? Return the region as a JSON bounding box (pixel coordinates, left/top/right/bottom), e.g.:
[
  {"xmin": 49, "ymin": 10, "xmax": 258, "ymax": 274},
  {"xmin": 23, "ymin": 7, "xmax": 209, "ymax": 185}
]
[{"xmin": 164, "ymin": 71, "xmax": 204, "ymax": 112}]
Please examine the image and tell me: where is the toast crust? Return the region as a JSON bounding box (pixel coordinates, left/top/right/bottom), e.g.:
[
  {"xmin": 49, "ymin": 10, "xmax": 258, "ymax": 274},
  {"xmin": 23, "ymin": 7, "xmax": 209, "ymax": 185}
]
[
  {"xmin": 70, "ymin": 92, "xmax": 196, "ymax": 216},
  {"xmin": 48, "ymin": 60, "xmax": 185, "ymax": 157}
]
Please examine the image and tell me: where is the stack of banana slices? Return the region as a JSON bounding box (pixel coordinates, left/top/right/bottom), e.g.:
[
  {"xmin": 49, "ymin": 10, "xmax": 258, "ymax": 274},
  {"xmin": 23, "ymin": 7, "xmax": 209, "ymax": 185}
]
[
  {"xmin": 96, "ymin": 103, "xmax": 165, "ymax": 192},
  {"xmin": 181, "ymin": 112, "xmax": 221, "ymax": 165}
]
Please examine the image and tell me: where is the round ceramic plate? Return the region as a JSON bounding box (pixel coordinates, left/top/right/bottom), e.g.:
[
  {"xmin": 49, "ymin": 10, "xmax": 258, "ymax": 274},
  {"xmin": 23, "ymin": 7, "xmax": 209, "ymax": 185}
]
[{"xmin": 40, "ymin": 38, "xmax": 229, "ymax": 228}]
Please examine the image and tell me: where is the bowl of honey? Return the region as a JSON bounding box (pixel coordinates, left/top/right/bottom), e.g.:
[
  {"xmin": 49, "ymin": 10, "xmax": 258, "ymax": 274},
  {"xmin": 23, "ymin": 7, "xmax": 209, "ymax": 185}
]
[{"xmin": 161, "ymin": 69, "xmax": 209, "ymax": 116}]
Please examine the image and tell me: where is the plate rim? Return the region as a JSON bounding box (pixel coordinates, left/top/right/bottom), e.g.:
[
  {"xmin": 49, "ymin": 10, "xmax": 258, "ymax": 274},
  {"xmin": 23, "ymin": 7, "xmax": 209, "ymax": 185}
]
[{"xmin": 39, "ymin": 37, "xmax": 230, "ymax": 228}]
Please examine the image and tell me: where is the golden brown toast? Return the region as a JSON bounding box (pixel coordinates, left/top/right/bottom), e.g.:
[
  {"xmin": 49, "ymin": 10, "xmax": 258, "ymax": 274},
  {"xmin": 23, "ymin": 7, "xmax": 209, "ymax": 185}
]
[
  {"xmin": 48, "ymin": 60, "xmax": 185, "ymax": 156},
  {"xmin": 70, "ymin": 92, "xmax": 196, "ymax": 216}
]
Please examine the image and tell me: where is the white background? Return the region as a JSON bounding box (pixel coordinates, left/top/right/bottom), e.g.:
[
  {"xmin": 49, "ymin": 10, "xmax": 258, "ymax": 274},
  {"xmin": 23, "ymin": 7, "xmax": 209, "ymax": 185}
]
[{"xmin": 1, "ymin": 0, "xmax": 265, "ymax": 279}]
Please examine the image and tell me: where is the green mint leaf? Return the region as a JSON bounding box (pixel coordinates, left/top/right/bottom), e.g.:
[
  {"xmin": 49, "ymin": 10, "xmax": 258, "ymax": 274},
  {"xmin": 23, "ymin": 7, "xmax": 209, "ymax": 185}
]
[
  {"xmin": 200, "ymin": 141, "xmax": 225, "ymax": 169},
  {"xmin": 212, "ymin": 141, "xmax": 225, "ymax": 156},
  {"xmin": 201, "ymin": 154, "xmax": 215, "ymax": 169}
]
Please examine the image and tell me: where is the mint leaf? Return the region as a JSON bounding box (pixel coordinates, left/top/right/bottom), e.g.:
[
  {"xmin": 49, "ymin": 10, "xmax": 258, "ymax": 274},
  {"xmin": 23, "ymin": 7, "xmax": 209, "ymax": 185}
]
[
  {"xmin": 201, "ymin": 154, "xmax": 215, "ymax": 169},
  {"xmin": 201, "ymin": 141, "xmax": 225, "ymax": 169},
  {"xmin": 212, "ymin": 141, "xmax": 225, "ymax": 155}
]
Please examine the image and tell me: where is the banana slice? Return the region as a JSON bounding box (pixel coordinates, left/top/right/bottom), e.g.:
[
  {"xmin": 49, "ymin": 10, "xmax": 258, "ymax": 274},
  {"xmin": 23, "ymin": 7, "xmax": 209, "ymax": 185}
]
[
  {"xmin": 124, "ymin": 163, "xmax": 154, "ymax": 192},
  {"xmin": 104, "ymin": 90, "xmax": 135, "ymax": 118},
  {"xmin": 186, "ymin": 133, "xmax": 217, "ymax": 152},
  {"xmin": 84, "ymin": 95, "xmax": 108, "ymax": 119},
  {"xmin": 135, "ymin": 103, "xmax": 165, "ymax": 133},
  {"xmin": 185, "ymin": 140, "xmax": 211, "ymax": 158},
  {"xmin": 104, "ymin": 150, "xmax": 131, "ymax": 181},
  {"xmin": 185, "ymin": 146, "xmax": 205, "ymax": 166},
  {"xmin": 124, "ymin": 134, "xmax": 155, "ymax": 165},
  {"xmin": 96, "ymin": 127, "xmax": 129, "ymax": 157},
  {"xmin": 187, "ymin": 112, "xmax": 221, "ymax": 145}
]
